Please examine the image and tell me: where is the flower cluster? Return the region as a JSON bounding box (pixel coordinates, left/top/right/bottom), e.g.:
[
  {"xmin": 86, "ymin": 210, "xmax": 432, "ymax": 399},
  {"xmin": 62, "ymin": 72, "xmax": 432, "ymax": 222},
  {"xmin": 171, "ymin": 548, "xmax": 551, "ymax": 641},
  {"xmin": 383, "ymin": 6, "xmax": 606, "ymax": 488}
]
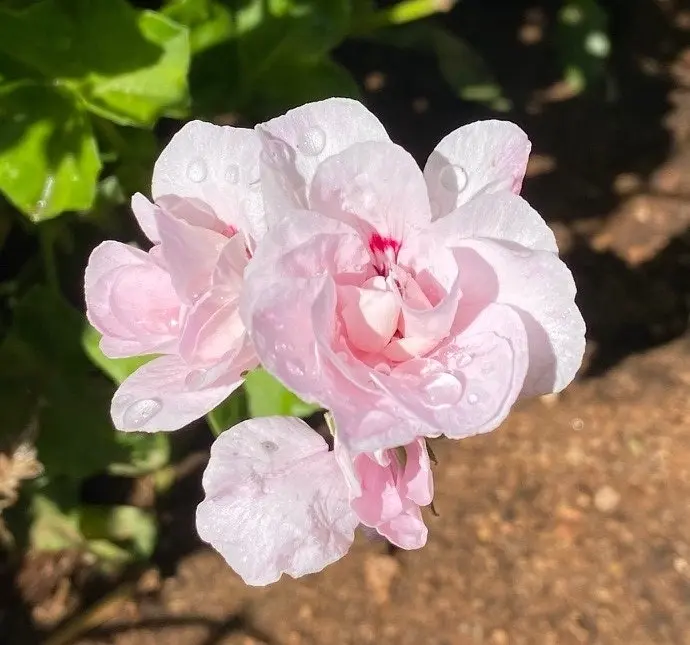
[{"xmin": 84, "ymin": 98, "xmax": 585, "ymax": 585}]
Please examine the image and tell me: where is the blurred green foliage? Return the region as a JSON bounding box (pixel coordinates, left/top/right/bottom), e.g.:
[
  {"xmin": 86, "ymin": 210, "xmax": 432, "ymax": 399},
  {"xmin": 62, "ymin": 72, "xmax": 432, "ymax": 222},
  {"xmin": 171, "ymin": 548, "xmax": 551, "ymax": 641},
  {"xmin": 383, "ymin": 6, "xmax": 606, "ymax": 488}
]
[{"xmin": 0, "ymin": 0, "xmax": 611, "ymax": 568}]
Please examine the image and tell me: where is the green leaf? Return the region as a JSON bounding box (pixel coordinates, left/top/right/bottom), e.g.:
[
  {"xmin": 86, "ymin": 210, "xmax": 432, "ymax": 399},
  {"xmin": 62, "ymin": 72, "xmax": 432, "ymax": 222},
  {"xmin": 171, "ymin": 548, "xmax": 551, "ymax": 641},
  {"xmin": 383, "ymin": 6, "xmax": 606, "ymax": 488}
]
[
  {"xmin": 0, "ymin": 84, "xmax": 101, "ymax": 220},
  {"xmin": 206, "ymin": 389, "xmax": 246, "ymax": 436},
  {"xmin": 29, "ymin": 481, "xmax": 83, "ymax": 552},
  {"xmin": 163, "ymin": 0, "xmax": 233, "ymax": 54},
  {"xmin": 243, "ymin": 368, "xmax": 320, "ymax": 419},
  {"xmin": 236, "ymin": 0, "xmax": 351, "ymax": 72},
  {"xmin": 80, "ymin": 505, "xmax": 156, "ymax": 560},
  {"xmin": 245, "ymin": 57, "xmax": 360, "ymax": 119},
  {"xmin": 0, "ymin": 286, "xmax": 123, "ymax": 478},
  {"xmin": 81, "ymin": 10, "xmax": 191, "ymax": 126},
  {"xmin": 82, "ymin": 323, "xmax": 156, "ymax": 385},
  {"xmin": 0, "ymin": 0, "xmax": 191, "ymax": 127},
  {"xmin": 433, "ymin": 29, "xmax": 510, "ymax": 110},
  {"xmin": 109, "ymin": 432, "xmax": 170, "ymax": 477},
  {"xmin": 364, "ymin": 24, "xmax": 510, "ymax": 111}
]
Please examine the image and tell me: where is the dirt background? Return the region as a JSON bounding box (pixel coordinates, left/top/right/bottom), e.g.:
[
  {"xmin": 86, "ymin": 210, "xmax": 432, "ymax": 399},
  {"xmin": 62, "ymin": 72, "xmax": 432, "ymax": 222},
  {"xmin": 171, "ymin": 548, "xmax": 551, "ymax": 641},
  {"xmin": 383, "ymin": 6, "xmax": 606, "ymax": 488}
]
[{"xmin": 6, "ymin": 1, "xmax": 690, "ymax": 643}]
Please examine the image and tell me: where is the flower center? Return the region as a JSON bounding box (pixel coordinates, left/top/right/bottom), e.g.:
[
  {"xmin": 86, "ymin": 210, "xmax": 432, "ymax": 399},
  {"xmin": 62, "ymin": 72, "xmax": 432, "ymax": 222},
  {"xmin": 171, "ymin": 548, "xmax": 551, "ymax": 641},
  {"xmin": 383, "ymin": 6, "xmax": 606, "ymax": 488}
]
[{"xmin": 369, "ymin": 233, "xmax": 400, "ymax": 277}]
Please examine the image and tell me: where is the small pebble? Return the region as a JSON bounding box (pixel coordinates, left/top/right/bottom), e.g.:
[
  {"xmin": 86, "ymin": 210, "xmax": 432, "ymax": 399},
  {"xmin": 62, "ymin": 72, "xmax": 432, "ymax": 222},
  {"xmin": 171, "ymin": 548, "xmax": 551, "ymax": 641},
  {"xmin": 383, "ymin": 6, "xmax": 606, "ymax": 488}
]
[{"xmin": 594, "ymin": 485, "xmax": 621, "ymax": 513}]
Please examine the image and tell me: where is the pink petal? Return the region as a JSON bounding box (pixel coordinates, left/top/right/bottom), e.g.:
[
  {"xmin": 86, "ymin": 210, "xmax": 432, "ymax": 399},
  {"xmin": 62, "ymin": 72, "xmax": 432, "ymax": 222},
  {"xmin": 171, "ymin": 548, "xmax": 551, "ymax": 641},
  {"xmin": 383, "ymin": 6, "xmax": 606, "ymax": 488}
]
[
  {"xmin": 84, "ymin": 241, "xmax": 181, "ymax": 358},
  {"xmin": 256, "ymin": 98, "xmax": 390, "ymax": 219},
  {"xmin": 431, "ymin": 190, "xmax": 557, "ymax": 253},
  {"xmin": 350, "ymin": 453, "xmax": 404, "ymax": 526},
  {"xmin": 111, "ymin": 355, "xmax": 242, "ymax": 432},
  {"xmin": 153, "ymin": 206, "xmax": 229, "ymax": 304},
  {"xmin": 382, "ymin": 336, "xmax": 439, "ymax": 362},
  {"xmin": 372, "ymin": 303, "xmax": 530, "ymax": 441},
  {"xmin": 212, "ymin": 233, "xmax": 249, "ymax": 291},
  {"xmin": 339, "ymin": 277, "xmax": 400, "ymax": 354},
  {"xmin": 196, "ymin": 417, "xmax": 358, "ymax": 586},
  {"xmin": 400, "ymin": 438, "xmax": 434, "ymax": 507},
  {"xmin": 152, "ymin": 120, "xmax": 266, "ymax": 242},
  {"xmin": 131, "ymin": 193, "xmax": 160, "ymax": 242},
  {"xmin": 376, "ymin": 506, "xmax": 428, "ymax": 550},
  {"xmin": 453, "ymin": 238, "xmax": 586, "ymax": 396},
  {"xmin": 178, "ymin": 288, "xmax": 246, "ymax": 365},
  {"xmin": 309, "ymin": 141, "xmax": 431, "ymax": 244},
  {"xmin": 424, "ymin": 120, "xmax": 531, "ymax": 220}
]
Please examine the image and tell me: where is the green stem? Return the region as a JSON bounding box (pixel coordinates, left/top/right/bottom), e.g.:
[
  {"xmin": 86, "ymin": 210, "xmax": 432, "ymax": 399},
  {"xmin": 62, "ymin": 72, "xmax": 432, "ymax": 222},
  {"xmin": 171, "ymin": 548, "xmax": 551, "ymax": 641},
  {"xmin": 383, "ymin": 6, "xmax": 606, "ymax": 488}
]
[
  {"xmin": 39, "ymin": 225, "xmax": 59, "ymax": 294},
  {"xmin": 353, "ymin": 0, "xmax": 454, "ymax": 34}
]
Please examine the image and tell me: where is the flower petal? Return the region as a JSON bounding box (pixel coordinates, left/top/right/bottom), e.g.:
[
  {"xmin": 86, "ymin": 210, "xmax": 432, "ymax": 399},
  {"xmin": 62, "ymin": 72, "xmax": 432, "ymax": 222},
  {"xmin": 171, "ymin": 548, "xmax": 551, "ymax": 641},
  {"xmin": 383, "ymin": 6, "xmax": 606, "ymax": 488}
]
[
  {"xmin": 376, "ymin": 506, "xmax": 428, "ymax": 550},
  {"xmin": 196, "ymin": 416, "xmax": 358, "ymax": 586},
  {"xmin": 152, "ymin": 120, "xmax": 266, "ymax": 242},
  {"xmin": 453, "ymin": 239, "xmax": 585, "ymax": 396},
  {"xmin": 84, "ymin": 241, "xmax": 181, "ymax": 358},
  {"xmin": 309, "ymin": 141, "xmax": 431, "ymax": 243},
  {"xmin": 400, "ymin": 438, "xmax": 433, "ymax": 507},
  {"xmin": 131, "ymin": 193, "xmax": 160, "ymax": 243},
  {"xmin": 350, "ymin": 452, "xmax": 404, "ymax": 526},
  {"xmin": 111, "ymin": 355, "xmax": 242, "ymax": 432},
  {"xmin": 154, "ymin": 206, "xmax": 229, "ymax": 304},
  {"xmin": 371, "ymin": 303, "xmax": 530, "ymax": 442},
  {"xmin": 256, "ymin": 98, "xmax": 390, "ymax": 218},
  {"xmin": 424, "ymin": 120, "xmax": 531, "ymax": 220},
  {"xmin": 432, "ymin": 190, "xmax": 557, "ymax": 253},
  {"xmin": 178, "ymin": 288, "xmax": 246, "ymax": 365}
]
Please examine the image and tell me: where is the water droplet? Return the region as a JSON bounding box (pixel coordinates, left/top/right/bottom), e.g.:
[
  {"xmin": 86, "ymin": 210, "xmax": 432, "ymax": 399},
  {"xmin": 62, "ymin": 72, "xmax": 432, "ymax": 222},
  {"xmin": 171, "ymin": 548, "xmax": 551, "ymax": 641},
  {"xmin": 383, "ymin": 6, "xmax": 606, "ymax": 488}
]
[
  {"xmin": 467, "ymin": 393, "xmax": 479, "ymax": 405},
  {"xmin": 261, "ymin": 440, "xmax": 278, "ymax": 453},
  {"xmin": 123, "ymin": 398, "xmax": 162, "ymax": 428},
  {"xmin": 422, "ymin": 372, "xmax": 463, "ymax": 407},
  {"xmin": 285, "ymin": 358, "xmax": 305, "ymax": 377},
  {"xmin": 225, "ymin": 164, "xmax": 240, "ymax": 184},
  {"xmin": 440, "ymin": 164, "xmax": 468, "ymax": 193},
  {"xmin": 187, "ymin": 158, "xmax": 207, "ymax": 183},
  {"xmin": 185, "ymin": 369, "xmax": 208, "ymax": 391},
  {"xmin": 298, "ymin": 126, "xmax": 326, "ymax": 156}
]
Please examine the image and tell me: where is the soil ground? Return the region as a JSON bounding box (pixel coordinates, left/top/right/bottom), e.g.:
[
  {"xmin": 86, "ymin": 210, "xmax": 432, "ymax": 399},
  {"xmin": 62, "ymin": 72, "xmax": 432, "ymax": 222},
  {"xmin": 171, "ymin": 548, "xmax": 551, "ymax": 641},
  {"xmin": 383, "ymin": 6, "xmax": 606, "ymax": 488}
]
[{"xmin": 7, "ymin": 1, "xmax": 690, "ymax": 644}]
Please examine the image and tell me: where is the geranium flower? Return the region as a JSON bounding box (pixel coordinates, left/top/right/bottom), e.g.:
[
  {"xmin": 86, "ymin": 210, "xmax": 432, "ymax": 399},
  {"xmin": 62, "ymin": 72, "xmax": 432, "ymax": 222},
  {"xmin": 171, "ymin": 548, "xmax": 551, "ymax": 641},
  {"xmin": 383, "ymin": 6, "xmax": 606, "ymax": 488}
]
[
  {"xmin": 85, "ymin": 121, "xmax": 264, "ymax": 431},
  {"xmin": 242, "ymin": 98, "xmax": 586, "ymax": 453},
  {"xmin": 196, "ymin": 416, "xmax": 434, "ymax": 585}
]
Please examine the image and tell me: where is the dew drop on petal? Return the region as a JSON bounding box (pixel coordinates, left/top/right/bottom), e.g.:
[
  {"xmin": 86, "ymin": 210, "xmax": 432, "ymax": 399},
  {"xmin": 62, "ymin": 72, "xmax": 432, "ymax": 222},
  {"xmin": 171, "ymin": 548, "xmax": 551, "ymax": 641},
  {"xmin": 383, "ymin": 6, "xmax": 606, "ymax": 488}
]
[
  {"xmin": 123, "ymin": 398, "xmax": 163, "ymax": 428},
  {"xmin": 422, "ymin": 372, "xmax": 463, "ymax": 407},
  {"xmin": 185, "ymin": 368, "xmax": 208, "ymax": 391},
  {"xmin": 440, "ymin": 164, "xmax": 468, "ymax": 193},
  {"xmin": 225, "ymin": 164, "xmax": 240, "ymax": 184},
  {"xmin": 298, "ymin": 126, "xmax": 326, "ymax": 156},
  {"xmin": 467, "ymin": 393, "xmax": 479, "ymax": 405},
  {"xmin": 261, "ymin": 440, "xmax": 278, "ymax": 453},
  {"xmin": 187, "ymin": 158, "xmax": 207, "ymax": 183}
]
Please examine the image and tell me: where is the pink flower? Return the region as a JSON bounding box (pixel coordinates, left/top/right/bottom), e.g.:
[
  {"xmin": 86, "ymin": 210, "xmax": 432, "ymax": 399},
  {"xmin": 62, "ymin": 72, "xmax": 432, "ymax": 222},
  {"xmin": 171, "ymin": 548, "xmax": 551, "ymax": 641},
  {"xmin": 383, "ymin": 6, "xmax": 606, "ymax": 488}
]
[
  {"xmin": 243, "ymin": 98, "xmax": 585, "ymax": 452},
  {"xmin": 196, "ymin": 416, "xmax": 434, "ymax": 585},
  {"xmin": 84, "ymin": 121, "xmax": 265, "ymax": 432}
]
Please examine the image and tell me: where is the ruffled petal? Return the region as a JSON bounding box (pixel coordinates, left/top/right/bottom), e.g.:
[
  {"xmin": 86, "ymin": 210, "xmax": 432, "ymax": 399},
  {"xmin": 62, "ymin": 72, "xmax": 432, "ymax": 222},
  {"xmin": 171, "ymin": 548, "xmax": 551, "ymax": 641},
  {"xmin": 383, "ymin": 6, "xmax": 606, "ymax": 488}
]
[
  {"xmin": 424, "ymin": 120, "xmax": 531, "ymax": 220},
  {"xmin": 196, "ymin": 416, "xmax": 358, "ymax": 585},
  {"xmin": 152, "ymin": 120, "xmax": 266, "ymax": 242},
  {"xmin": 256, "ymin": 98, "xmax": 390, "ymax": 220},
  {"xmin": 111, "ymin": 355, "xmax": 242, "ymax": 432},
  {"xmin": 309, "ymin": 141, "xmax": 431, "ymax": 243}
]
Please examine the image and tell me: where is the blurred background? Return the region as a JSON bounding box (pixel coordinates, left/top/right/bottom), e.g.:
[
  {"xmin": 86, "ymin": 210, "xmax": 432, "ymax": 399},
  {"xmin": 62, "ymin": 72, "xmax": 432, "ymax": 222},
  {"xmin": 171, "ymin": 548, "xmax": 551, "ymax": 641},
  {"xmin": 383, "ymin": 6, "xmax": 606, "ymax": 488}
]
[{"xmin": 2, "ymin": 0, "xmax": 690, "ymax": 643}]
